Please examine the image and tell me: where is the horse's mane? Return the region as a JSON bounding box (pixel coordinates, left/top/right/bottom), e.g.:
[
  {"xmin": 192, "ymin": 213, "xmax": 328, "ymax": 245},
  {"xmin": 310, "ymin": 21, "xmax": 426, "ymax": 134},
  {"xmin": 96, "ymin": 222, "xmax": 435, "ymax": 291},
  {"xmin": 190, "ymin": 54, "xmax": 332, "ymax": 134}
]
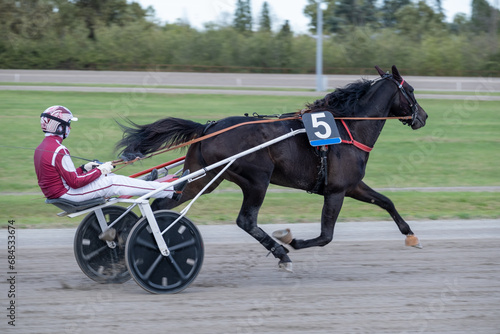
[{"xmin": 304, "ymin": 79, "xmax": 374, "ymax": 116}]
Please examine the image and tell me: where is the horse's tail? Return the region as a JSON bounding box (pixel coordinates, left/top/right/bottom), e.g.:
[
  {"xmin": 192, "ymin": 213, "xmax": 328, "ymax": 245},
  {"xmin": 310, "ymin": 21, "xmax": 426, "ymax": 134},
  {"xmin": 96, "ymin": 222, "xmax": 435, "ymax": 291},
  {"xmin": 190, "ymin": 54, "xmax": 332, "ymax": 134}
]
[{"xmin": 116, "ymin": 117, "xmax": 205, "ymax": 159}]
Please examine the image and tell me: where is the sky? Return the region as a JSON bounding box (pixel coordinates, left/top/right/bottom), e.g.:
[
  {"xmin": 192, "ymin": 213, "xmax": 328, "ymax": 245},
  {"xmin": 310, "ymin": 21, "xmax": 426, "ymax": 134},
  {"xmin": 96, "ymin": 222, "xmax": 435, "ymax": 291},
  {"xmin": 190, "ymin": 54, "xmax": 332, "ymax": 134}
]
[{"xmin": 134, "ymin": 0, "xmax": 495, "ymax": 34}]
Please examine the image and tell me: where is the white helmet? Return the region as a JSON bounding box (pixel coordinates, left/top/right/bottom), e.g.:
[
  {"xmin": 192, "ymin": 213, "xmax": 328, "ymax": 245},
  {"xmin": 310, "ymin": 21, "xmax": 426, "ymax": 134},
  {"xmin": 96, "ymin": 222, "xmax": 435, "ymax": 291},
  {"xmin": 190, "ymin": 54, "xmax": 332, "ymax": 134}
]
[{"xmin": 40, "ymin": 106, "xmax": 78, "ymax": 138}]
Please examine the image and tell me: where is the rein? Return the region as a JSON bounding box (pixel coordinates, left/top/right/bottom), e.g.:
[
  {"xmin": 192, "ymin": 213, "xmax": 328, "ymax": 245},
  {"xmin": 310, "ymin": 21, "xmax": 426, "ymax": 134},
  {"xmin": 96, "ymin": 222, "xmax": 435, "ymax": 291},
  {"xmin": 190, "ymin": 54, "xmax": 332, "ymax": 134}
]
[{"xmin": 112, "ymin": 114, "xmax": 412, "ymax": 166}]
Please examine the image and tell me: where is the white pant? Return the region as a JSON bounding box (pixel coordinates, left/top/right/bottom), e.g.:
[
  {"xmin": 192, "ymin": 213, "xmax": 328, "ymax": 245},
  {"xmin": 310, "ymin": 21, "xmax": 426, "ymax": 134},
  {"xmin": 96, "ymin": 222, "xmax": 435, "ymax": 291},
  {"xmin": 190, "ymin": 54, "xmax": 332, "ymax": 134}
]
[{"xmin": 60, "ymin": 174, "xmax": 174, "ymax": 202}]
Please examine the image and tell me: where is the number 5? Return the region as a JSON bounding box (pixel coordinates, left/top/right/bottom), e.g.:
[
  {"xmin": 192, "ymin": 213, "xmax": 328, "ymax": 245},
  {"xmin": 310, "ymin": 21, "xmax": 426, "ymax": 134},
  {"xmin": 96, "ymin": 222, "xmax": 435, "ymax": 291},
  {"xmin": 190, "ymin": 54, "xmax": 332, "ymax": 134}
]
[{"xmin": 311, "ymin": 112, "xmax": 332, "ymax": 139}]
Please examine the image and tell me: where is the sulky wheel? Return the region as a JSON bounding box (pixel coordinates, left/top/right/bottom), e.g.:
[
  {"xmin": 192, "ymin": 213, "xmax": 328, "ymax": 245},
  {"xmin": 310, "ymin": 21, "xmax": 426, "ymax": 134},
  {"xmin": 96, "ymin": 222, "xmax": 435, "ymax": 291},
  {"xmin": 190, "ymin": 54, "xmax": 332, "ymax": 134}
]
[
  {"xmin": 74, "ymin": 206, "xmax": 139, "ymax": 284},
  {"xmin": 125, "ymin": 210, "xmax": 204, "ymax": 294}
]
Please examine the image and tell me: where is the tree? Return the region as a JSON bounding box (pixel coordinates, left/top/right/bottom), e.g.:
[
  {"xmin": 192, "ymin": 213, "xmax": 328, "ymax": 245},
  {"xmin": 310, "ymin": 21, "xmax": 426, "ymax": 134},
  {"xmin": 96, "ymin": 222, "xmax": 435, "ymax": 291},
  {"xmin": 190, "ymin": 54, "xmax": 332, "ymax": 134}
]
[
  {"xmin": 433, "ymin": 0, "xmax": 443, "ymax": 14},
  {"xmin": 303, "ymin": 0, "xmax": 336, "ymax": 33},
  {"xmin": 449, "ymin": 13, "xmax": 468, "ymax": 35},
  {"xmin": 276, "ymin": 20, "xmax": 293, "ymax": 68},
  {"xmin": 279, "ymin": 20, "xmax": 292, "ymax": 37},
  {"xmin": 258, "ymin": 2, "xmax": 271, "ymax": 32},
  {"xmin": 305, "ymin": 0, "xmax": 379, "ymax": 33},
  {"xmin": 381, "ymin": 0, "xmax": 411, "ymax": 27},
  {"xmin": 73, "ymin": 0, "xmax": 148, "ymax": 40},
  {"xmin": 334, "ymin": 0, "xmax": 379, "ymax": 28},
  {"xmin": 233, "ymin": 0, "xmax": 252, "ymax": 33},
  {"xmin": 74, "ymin": 0, "xmax": 105, "ymax": 40},
  {"xmin": 0, "ymin": 0, "xmax": 56, "ymax": 40},
  {"xmin": 471, "ymin": 0, "xmax": 497, "ymax": 34},
  {"xmin": 394, "ymin": 0, "xmax": 446, "ymax": 42}
]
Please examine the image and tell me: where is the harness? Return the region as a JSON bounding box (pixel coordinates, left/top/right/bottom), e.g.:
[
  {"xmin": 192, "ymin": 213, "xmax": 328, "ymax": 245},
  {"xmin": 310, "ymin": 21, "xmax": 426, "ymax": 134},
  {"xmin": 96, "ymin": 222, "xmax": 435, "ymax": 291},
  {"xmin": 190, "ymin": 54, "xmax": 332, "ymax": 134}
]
[
  {"xmin": 113, "ymin": 75, "xmax": 419, "ymax": 193},
  {"xmin": 305, "ymin": 74, "xmax": 420, "ymax": 193},
  {"xmin": 309, "ymin": 145, "xmax": 329, "ymax": 194}
]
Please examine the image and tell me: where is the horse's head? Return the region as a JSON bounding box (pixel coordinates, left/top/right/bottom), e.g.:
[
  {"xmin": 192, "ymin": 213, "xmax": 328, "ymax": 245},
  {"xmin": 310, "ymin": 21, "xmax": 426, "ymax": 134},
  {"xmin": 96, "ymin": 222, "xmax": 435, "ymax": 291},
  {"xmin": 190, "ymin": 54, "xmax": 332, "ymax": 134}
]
[{"xmin": 375, "ymin": 65, "xmax": 428, "ymax": 130}]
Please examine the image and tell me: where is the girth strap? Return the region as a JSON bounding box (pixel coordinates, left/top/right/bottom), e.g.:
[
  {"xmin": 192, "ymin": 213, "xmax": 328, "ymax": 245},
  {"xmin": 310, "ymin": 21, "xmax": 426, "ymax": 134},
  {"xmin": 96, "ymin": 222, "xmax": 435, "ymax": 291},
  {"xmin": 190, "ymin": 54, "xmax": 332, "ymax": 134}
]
[{"xmin": 308, "ymin": 145, "xmax": 329, "ymax": 195}]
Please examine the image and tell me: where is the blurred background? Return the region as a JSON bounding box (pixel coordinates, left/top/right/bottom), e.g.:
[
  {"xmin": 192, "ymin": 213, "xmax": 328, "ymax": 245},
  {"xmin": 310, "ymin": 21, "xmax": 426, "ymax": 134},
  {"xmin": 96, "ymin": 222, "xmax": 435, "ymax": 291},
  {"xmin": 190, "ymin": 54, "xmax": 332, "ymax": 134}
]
[{"xmin": 1, "ymin": 0, "xmax": 499, "ymax": 76}]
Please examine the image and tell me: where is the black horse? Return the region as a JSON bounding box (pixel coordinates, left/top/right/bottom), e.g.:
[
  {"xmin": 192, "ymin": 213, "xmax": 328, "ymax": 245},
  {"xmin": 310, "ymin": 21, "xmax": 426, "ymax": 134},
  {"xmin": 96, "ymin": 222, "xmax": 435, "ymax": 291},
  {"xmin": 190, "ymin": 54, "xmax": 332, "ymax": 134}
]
[{"xmin": 116, "ymin": 65, "xmax": 428, "ymax": 272}]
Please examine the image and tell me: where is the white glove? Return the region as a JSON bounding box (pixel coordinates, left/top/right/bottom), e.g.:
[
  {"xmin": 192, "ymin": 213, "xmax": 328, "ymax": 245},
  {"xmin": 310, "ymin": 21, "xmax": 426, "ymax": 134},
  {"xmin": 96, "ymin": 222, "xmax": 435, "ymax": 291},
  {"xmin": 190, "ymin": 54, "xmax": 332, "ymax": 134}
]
[
  {"xmin": 97, "ymin": 161, "xmax": 114, "ymax": 175},
  {"xmin": 82, "ymin": 161, "xmax": 100, "ymax": 173}
]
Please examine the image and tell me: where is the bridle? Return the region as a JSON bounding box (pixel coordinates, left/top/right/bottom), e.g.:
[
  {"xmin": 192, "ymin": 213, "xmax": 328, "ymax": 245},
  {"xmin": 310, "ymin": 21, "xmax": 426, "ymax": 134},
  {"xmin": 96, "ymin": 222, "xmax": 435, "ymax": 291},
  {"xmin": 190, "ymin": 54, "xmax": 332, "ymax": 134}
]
[{"xmin": 382, "ymin": 74, "xmax": 420, "ymax": 126}]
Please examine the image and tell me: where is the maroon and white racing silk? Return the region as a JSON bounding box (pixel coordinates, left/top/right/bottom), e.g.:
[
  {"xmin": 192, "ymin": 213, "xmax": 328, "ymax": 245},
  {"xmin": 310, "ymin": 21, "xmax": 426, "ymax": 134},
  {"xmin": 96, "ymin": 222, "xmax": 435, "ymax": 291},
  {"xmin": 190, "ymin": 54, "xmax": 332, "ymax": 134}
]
[
  {"xmin": 34, "ymin": 135, "xmax": 101, "ymax": 199},
  {"xmin": 34, "ymin": 135, "xmax": 175, "ymax": 202}
]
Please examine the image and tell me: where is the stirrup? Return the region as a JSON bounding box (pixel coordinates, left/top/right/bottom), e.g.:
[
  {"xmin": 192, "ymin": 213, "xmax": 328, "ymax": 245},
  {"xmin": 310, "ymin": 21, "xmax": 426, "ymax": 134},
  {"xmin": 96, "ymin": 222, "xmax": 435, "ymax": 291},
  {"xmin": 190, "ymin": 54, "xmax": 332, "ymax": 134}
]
[
  {"xmin": 145, "ymin": 169, "xmax": 158, "ymax": 181},
  {"xmin": 172, "ymin": 169, "xmax": 190, "ymax": 201}
]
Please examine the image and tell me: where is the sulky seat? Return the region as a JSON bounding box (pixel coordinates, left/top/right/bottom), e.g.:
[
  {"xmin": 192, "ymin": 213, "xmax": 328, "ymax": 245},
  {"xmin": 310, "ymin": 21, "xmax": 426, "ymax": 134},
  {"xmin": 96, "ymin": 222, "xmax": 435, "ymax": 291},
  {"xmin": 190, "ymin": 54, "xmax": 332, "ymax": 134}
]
[{"xmin": 45, "ymin": 197, "xmax": 106, "ymax": 214}]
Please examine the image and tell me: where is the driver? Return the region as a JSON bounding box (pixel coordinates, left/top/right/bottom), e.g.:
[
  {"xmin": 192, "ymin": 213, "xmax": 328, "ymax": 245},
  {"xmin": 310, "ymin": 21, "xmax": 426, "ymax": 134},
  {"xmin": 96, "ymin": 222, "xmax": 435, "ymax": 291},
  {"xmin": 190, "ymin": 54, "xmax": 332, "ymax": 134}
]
[{"xmin": 34, "ymin": 105, "xmax": 187, "ymax": 202}]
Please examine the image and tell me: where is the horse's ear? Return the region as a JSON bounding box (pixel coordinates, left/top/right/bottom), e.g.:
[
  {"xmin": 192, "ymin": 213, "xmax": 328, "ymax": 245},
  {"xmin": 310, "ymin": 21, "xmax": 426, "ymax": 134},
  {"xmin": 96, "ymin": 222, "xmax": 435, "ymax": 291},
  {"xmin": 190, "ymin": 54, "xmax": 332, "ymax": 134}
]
[
  {"xmin": 375, "ymin": 65, "xmax": 386, "ymax": 77},
  {"xmin": 392, "ymin": 65, "xmax": 402, "ymax": 81}
]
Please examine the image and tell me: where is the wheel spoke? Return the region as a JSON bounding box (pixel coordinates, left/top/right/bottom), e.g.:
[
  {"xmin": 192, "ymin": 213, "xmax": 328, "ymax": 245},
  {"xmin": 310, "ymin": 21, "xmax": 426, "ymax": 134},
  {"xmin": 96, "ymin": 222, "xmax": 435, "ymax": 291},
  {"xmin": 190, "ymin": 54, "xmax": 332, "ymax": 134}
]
[
  {"xmin": 82, "ymin": 244, "xmax": 108, "ymax": 261},
  {"xmin": 89, "ymin": 219, "xmax": 102, "ymax": 234},
  {"xmin": 142, "ymin": 254, "xmax": 163, "ymax": 280},
  {"xmin": 110, "ymin": 256, "xmax": 125, "ymax": 278},
  {"xmin": 110, "ymin": 247, "xmax": 121, "ymax": 266},
  {"xmin": 135, "ymin": 236, "xmax": 158, "ymax": 251},
  {"xmin": 168, "ymin": 256, "xmax": 188, "ymax": 280},
  {"xmin": 168, "ymin": 238, "xmax": 196, "ymax": 252},
  {"xmin": 109, "ymin": 261, "xmax": 118, "ymax": 278}
]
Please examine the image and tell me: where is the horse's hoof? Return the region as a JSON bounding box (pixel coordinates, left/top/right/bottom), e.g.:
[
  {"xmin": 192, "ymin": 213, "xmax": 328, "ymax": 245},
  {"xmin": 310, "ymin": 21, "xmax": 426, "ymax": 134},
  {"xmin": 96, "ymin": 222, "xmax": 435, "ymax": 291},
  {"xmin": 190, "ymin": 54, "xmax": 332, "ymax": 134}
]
[
  {"xmin": 272, "ymin": 228, "xmax": 293, "ymax": 244},
  {"xmin": 405, "ymin": 235, "xmax": 423, "ymax": 249},
  {"xmin": 278, "ymin": 261, "xmax": 293, "ymax": 273}
]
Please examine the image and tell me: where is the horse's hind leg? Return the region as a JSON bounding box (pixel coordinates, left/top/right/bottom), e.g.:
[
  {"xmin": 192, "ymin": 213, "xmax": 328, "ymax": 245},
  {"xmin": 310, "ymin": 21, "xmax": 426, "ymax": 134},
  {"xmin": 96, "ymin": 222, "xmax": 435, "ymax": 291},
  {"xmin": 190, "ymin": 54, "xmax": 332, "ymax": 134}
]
[
  {"xmin": 233, "ymin": 177, "xmax": 293, "ymax": 272},
  {"xmin": 346, "ymin": 181, "xmax": 422, "ymax": 248}
]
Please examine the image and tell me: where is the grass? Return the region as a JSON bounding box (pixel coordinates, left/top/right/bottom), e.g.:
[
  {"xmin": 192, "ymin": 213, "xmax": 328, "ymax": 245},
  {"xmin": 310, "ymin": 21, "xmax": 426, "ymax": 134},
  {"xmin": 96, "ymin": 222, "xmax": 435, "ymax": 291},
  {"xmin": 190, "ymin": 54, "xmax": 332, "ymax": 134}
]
[{"xmin": 0, "ymin": 90, "xmax": 499, "ymax": 228}]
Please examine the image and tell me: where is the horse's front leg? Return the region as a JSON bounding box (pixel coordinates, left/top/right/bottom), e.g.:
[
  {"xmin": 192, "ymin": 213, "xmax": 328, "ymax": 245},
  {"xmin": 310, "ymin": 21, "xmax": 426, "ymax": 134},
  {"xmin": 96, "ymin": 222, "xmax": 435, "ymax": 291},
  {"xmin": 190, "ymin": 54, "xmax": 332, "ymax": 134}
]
[
  {"xmin": 287, "ymin": 192, "xmax": 346, "ymax": 250},
  {"xmin": 346, "ymin": 181, "xmax": 422, "ymax": 248}
]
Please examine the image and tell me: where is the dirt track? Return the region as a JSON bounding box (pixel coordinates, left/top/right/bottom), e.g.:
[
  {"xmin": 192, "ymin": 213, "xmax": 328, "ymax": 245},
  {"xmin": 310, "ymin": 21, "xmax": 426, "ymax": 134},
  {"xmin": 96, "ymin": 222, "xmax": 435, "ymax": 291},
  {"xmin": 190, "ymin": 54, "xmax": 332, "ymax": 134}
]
[{"xmin": 1, "ymin": 220, "xmax": 499, "ymax": 333}]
